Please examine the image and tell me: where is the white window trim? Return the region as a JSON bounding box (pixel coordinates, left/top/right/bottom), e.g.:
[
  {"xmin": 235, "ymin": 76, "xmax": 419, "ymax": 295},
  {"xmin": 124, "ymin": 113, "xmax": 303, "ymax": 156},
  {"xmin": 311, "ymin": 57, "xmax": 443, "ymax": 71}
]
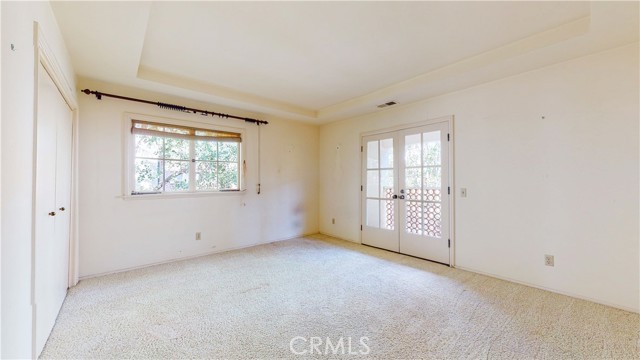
[{"xmin": 122, "ymin": 112, "xmax": 246, "ymax": 199}]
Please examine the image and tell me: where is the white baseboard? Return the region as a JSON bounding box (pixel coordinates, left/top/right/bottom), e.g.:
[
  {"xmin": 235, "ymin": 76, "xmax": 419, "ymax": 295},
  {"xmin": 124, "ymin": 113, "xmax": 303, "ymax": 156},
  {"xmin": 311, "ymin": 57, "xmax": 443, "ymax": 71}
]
[
  {"xmin": 454, "ymin": 265, "xmax": 639, "ymax": 314},
  {"xmin": 78, "ymin": 232, "xmax": 317, "ymax": 281},
  {"xmin": 317, "ymin": 233, "xmax": 638, "ymax": 314},
  {"xmin": 78, "ymin": 233, "xmax": 638, "ymax": 315},
  {"xmin": 318, "ymin": 231, "xmax": 359, "ymax": 244}
]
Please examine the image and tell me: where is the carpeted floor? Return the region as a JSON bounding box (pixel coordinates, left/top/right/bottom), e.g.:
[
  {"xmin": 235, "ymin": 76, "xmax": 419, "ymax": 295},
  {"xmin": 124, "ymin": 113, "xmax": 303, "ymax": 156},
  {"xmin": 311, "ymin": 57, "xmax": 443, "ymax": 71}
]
[{"xmin": 41, "ymin": 234, "xmax": 639, "ymax": 359}]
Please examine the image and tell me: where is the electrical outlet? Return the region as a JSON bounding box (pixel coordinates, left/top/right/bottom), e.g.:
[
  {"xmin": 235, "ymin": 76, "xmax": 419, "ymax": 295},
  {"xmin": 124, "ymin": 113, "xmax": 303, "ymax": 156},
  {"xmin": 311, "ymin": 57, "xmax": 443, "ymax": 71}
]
[
  {"xmin": 544, "ymin": 254, "xmax": 554, "ymax": 267},
  {"xmin": 195, "ymin": 232, "xmax": 201, "ymax": 240},
  {"xmin": 332, "ymin": 218, "xmax": 336, "ymax": 225}
]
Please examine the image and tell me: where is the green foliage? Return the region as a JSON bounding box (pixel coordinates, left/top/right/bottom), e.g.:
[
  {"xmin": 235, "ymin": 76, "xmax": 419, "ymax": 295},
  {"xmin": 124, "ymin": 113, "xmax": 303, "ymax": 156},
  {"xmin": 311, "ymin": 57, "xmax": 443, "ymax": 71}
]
[{"xmin": 134, "ymin": 134, "xmax": 239, "ymax": 193}]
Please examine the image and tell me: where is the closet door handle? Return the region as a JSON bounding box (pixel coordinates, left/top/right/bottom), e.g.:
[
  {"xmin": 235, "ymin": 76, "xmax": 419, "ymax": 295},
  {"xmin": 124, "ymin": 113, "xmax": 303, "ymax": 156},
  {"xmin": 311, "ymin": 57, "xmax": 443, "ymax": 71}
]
[
  {"xmin": 48, "ymin": 211, "xmax": 56, "ymax": 217},
  {"xmin": 59, "ymin": 207, "xmax": 65, "ymax": 211}
]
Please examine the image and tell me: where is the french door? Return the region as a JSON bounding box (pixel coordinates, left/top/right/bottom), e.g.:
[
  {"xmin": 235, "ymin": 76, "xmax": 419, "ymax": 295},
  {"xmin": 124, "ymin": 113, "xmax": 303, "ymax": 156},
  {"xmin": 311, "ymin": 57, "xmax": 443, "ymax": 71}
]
[{"xmin": 361, "ymin": 121, "xmax": 451, "ymax": 264}]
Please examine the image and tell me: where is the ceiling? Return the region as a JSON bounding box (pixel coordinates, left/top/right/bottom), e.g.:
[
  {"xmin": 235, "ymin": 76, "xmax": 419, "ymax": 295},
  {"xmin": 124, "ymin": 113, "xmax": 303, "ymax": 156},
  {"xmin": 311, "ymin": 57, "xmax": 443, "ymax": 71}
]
[{"xmin": 51, "ymin": 1, "xmax": 639, "ymax": 124}]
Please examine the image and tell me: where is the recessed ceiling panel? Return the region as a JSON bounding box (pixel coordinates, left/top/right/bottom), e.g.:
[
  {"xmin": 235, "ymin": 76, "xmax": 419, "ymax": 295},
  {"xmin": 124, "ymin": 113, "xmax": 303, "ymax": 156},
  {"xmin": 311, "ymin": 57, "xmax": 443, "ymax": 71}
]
[{"xmin": 139, "ymin": 1, "xmax": 590, "ymax": 110}]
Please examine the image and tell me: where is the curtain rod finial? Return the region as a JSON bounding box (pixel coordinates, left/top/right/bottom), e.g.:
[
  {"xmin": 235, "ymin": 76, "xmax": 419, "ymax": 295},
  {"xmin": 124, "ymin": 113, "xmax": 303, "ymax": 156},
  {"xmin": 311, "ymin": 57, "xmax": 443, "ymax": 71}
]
[{"xmin": 81, "ymin": 89, "xmax": 102, "ymax": 100}]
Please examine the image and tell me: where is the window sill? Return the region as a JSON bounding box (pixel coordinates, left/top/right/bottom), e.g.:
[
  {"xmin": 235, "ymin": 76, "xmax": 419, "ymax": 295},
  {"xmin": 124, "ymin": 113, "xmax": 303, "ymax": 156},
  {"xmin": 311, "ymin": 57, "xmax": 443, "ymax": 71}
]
[{"xmin": 119, "ymin": 189, "xmax": 247, "ymax": 200}]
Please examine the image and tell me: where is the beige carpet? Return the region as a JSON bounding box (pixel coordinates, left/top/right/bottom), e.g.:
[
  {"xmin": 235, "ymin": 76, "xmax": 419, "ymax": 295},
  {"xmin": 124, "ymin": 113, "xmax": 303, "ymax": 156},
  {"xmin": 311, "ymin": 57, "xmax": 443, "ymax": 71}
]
[{"xmin": 41, "ymin": 234, "xmax": 639, "ymax": 359}]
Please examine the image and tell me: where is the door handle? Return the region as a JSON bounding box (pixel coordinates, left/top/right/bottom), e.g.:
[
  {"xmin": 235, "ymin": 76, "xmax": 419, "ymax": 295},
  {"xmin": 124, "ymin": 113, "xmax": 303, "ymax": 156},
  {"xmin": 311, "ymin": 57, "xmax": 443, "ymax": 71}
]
[
  {"xmin": 398, "ymin": 195, "xmax": 405, "ymax": 200},
  {"xmin": 48, "ymin": 211, "xmax": 56, "ymax": 217},
  {"xmin": 392, "ymin": 195, "xmax": 398, "ymax": 199},
  {"xmin": 59, "ymin": 207, "xmax": 65, "ymax": 211}
]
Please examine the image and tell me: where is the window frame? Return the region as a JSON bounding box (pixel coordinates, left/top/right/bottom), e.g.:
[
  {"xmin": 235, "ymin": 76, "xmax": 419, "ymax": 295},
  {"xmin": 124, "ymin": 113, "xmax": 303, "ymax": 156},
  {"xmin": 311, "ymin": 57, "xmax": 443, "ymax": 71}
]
[{"xmin": 123, "ymin": 113, "xmax": 246, "ymax": 199}]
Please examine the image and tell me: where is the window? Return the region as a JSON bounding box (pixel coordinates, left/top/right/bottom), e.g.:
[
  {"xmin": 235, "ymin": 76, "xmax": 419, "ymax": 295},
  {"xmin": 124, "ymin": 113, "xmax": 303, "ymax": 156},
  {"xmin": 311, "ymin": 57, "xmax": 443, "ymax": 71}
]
[{"xmin": 129, "ymin": 119, "xmax": 242, "ymax": 195}]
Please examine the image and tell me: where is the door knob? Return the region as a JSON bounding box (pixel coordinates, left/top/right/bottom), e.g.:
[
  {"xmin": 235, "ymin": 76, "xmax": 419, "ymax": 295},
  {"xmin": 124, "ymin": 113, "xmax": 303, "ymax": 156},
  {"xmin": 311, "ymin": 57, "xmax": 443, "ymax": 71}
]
[
  {"xmin": 59, "ymin": 207, "xmax": 65, "ymax": 211},
  {"xmin": 48, "ymin": 211, "xmax": 56, "ymax": 216},
  {"xmin": 398, "ymin": 195, "xmax": 405, "ymax": 200},
  {"xmin": 392, "ymin": 195, "xmax": 398, "ymax": 199}
]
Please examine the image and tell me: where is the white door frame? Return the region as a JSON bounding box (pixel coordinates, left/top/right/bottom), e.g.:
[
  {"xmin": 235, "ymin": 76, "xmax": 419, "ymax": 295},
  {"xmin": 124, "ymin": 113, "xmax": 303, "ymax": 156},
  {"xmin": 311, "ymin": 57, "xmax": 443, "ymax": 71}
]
[
  {"xmin": 360, "ymin": 115, "xmax": 456, "ymax": 266},
  {"xmin": 31, "ymin": 22, "xmax": 79, "ymax": 358}
]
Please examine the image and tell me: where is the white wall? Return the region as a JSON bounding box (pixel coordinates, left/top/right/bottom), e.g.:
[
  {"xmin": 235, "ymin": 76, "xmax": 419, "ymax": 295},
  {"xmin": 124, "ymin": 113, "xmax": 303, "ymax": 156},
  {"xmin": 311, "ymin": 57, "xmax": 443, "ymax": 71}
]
[
  {"xmin": 319, "ymin": 43, "xmax": 639, "ymax": 312},
  {"xmin": 1, "ymin": 1, "xmax": 76, "ymax": 357},
  {"xmin": 77, "ymin": 78, "xmax": 319, "ymax": 278}
]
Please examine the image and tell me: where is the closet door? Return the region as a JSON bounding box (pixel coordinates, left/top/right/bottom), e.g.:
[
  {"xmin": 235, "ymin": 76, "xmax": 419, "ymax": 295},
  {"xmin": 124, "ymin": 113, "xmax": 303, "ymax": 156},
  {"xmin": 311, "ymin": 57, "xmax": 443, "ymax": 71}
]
[{"xmin": 34, "ymin": 63, "xmax": 72, "ymax": 356}]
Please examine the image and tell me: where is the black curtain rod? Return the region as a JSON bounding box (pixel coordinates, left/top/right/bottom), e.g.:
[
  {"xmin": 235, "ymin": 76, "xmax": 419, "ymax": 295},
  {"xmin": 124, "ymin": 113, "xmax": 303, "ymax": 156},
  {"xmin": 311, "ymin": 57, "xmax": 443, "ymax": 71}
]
[{"xmin": 81, "ymin": 89, "xmax": 268, "ymax": 125}]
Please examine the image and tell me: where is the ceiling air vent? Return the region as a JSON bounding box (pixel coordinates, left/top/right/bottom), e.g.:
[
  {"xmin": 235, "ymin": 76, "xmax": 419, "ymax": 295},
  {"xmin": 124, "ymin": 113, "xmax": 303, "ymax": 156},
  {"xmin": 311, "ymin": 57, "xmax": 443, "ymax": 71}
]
[{"xmin": 377, "ymin": 101, "xmax": 397, "ymax": 109}]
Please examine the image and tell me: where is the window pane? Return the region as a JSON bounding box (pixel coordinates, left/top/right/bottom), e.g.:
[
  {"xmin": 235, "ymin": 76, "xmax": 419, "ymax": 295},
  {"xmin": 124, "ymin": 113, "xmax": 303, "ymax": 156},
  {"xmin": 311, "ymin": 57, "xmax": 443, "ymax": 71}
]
[
  {"xmin": 196, "ymin": 161, "xmax": 217, "ymax": 191},
  {"xmin": 195, "ymin": 140, "xmax": 217, "ymax": 161},
  {"xmin": 218, "ymin": 162, "xmax": 239, "ymax": 190},
  {"xmin": 135, "ymin": 134, "xmax": 163, "ymax": 158},
  {"xmin": 367, "ymin": 170, "xmax": 379, "ymax": 198},
  {"xmin": 367, "ymin": 141, "xmax": 379, "ymax": 169},
  {"xmin": 164, "ymin": 137, "xmax": 189, "ymax": 160},
  {"xmin": 164, "ymin": 160, "xmax": 190, "ymax": 191},
  {"xmin": 405, "ymin": 134, "xmax": 421, "ymax": 167},
  {"xmin": 366, "ymin": 199, "xmax": 380, "ymax": 228},
  {"xmin": 423, "ymin": 131, "xmax": 441, "ymax": 166},
  {"xmin": 380, "ymin": 138, "xmax": 393, "ymax": 168},
  {"xmin": 218, "ymin": 142, "xmax": 238, "ymax": 162},
  {"xmin": 134, "ymin": 159, "xmax": 162, "ymax": 192}
]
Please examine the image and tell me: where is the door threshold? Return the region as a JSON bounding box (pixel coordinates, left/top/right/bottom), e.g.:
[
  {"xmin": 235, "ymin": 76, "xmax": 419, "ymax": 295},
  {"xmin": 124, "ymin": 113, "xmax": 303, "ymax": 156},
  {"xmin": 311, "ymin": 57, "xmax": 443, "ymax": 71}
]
[{"xmin": 361, "ymin": 243, "xmax": 450, "ymax": 267}]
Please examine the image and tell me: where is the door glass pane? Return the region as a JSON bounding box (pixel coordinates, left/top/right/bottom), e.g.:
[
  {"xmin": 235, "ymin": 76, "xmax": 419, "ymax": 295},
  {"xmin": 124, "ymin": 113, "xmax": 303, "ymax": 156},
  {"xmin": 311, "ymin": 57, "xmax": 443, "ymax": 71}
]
[
  {"xmin": 405, "ymin": 168, "xmax": 421, "ymax": 191},
  {"xmin": 423, "ymin": 131, "xmax": 441, "ymax": 166},
  {"xmin": 423, "ymin": 167, "xmax": 441, "ymax": 189},
  {"xmin": 380, "ymin": 138, "xmax": 394, "ymax": 168},
  {"xmin": 380, "ymin": 169, "xmax": 394, "ymax": 199},
  {"xmin": 406, "ymin": 201, "xmax": 422, "ymax": 235},
  {"xmin": 424, "ymin": 202, "xmax": 442, "ymax": 237},
  {"xmin": 406, "ymin": 188, "xmax": 421, "ymax": 201},
  {"xmin": 367, "ymin": 141, "xmax": 379, "ymax": 169},
  {"xmin": 405, "ymin": 134, "xmax": 421, "ymax": 167},
  {"xmin": 382, "ymin": 200, "xmax": 394, "ymax": 230},
  {"xmin": 424, "ymin": 188, "xmax": 441, "ymax": 202},
  {"xmin": 366, "ymin": 199, "xmax": 380, "ymax": 227},
  {"xmin": 367, "ymin": 170, "xmax": 379, "ymax": 198}
]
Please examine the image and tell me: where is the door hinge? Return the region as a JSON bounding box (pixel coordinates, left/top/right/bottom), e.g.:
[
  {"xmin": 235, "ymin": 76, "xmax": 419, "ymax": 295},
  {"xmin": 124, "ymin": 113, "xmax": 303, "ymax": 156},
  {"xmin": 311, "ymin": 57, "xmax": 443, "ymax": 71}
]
[
  {"xmin": 360, "ymin": 225, "xmax": 363, "ymax": 231},
  {"xmin": 361, "ymin": 146, "xmax": 363, "ymax": 152},
  {"xmin": 448, "ymin": 186, "xmax": 450, "ymax": 195},
  {"xmin": 447, "ymin": 133, "xmax": 450, "ymax": 141},
  {"xmin": 361, "ymin": 185, "xmax": 363, "ymax": 191},
  {"xmin": 448, "ymin": 239, "xmax": 451, "ymax": 248}
]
